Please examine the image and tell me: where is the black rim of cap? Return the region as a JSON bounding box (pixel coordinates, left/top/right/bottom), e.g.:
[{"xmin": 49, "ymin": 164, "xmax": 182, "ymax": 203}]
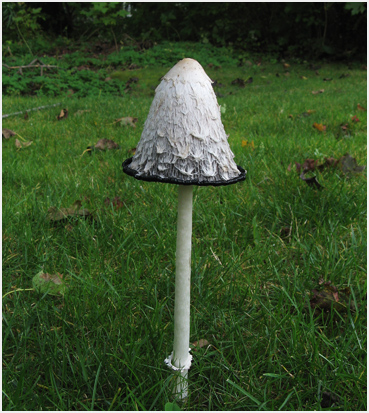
[{"xmin": 122, "ymin": 157, "xmax": 246, "ymax": 186}]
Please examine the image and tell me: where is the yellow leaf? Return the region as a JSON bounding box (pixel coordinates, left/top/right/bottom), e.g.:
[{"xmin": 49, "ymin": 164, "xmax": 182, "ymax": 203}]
[
  {"xmin": 241, "ymin": 140, "xmax": 255, "ymax": 150},
  {"xmin": 313, "ymin": 122, "xmax": 326, "ymax": 132}
]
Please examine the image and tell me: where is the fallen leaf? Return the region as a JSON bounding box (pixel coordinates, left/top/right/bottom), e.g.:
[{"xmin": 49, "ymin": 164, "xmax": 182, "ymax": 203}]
[
  {"xmin": 340, "ymin": 154, "xmax": 366, "ymax": 175},
  {"xmin": 300, "ymin": 76, "xmax": 308, "ymax": 80},
  {"xmin": 351, "ymin": 115, "xmax": 360, "ymax": 122},
  {"xmin": 241, "ymin": 140, "xmax": 255, "ymax": 149},
  {"xmin": 320, "ymin": 391, "xmax": 340, "ymax": 408},
  {"xmin": 302, "ymin": 159, "xmax": 318, "ymax": 172},
  {"xmin": 57, "ymin": 108, "xmax": 68, "ymax": 120},
  {"xmin": 323, "ymin": 157, "xmax": 339, "ymax": 168},
  {"xmin": 164, "ymin": 402, "xmax": 181, "ymax": 411},
  {"xmin": 283, "ymin": 63, "xmax": 290, "ymax": 69},
  {"xmin": 128, "ymin": 147, "xmax": 136, "ymax": 155},
  {"xmin": 357, "ymin": 103, "xmax": 367, "ymax": 111},
  {"xmin": 2, "ymin": 128, "xmax": 16, "ymax": 139},
  {"xmin": 323, "ymin": 78, "xmax": 332, "ymax": 81},
  {"xmin": 312, "ymin": 89, "xmax": 324, "ymax": 94},
  {"xmin": 94, "ymin": 138, "xmax": 120, "ymax": 151},
  {"xmin": 32, "ymin": 271, "xmax": 67, "ymax": 296},
  {"xmin": 231, "ymin": 78, "xmax": 245, "ymax": 87},
  {"xmin": 86, "ymin": 139, "xmax": 121, "ymax": 154},
  {"xmin": 310, "ymin": 281, "xmax": 355, "ymax": 313},
  {"xmin": 15, "ymin": 139, "xmax": 33, "ymax": 149},
  {"xmin": 114, "ymin": 116, "xmax": 138, "ymax": 128},
  {"xmin": 192, "ymin": 339, "xmax": 210, "ymax": 349},
  {"xmin": 47, "ymin": 201, "xmax": 92, "ymax": 222},
  {"xmin": 104, "ymin": 196, "xmax": 124, "ymax": 210},
  {"xmin": 24, "ymin": 112, "xmax": 29, "ymax": 120},
  {"xmin": 301, "ymin": 109, "xmax": 316, "ymax": 117},
  {"xmin": 300, "ymin": 173, "xmax": 323, "ymax": 189},
  {"xmin": 313, "ymin": 122, "xmax": 326, "ymax": 132}
]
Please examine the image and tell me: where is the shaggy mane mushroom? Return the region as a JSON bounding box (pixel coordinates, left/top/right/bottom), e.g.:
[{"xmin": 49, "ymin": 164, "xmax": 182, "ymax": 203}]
[{"xmin": 123, "ymin": 58, "xmax": 246, "ymax": 399}]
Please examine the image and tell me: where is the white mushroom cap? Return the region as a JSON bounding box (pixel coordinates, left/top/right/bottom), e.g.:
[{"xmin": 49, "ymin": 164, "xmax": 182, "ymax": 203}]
[{"xmin": 123, "ymin": 58, "xmax": 246, "ymax": 186}]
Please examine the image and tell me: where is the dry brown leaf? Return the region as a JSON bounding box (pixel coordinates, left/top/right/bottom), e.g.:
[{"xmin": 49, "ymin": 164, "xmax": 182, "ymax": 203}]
[
  {"xmin": 192, "ymin": 339, "xmax": 210, "ymax": 349},
  {"xmin": 47, "ymin": 202, "xmax": 92, "ymax": 222},
  {"xmin": 114, "ymin": 116, "xmax": 138, "ymax": 128},
  {"xmin": 40, "ymin": 273, "xmax": 64, "ymax": 285},
  {"xmin": 104, "ymin": 196, "xmax": 124, "ymax": 210},
  {"xmin": 2, "ymin": 128, "xmax": 16, "ymax": 139},
  {"xmin": 93, "ymin": 138, "xmax": 120, "ymax": 151},
  {"xmin": 357, "ymin": 103, "xmax": 367, "ymax": 111},
  {"xmin": 57, "ymin": 108, "xmax": 68, "ymax": 120},
  {"xmin": 15, "ymin": 139, "xmax": 33, "ymax": 149},
  {"xmin": 312, "ymin": 89, "xmax": 325, "ymax": 95}
]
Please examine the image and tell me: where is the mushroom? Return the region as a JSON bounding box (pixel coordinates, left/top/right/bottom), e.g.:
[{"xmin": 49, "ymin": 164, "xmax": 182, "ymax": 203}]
[{"xmin": 122, "ymin": 58, "xmax": 246, "ymax": 399}]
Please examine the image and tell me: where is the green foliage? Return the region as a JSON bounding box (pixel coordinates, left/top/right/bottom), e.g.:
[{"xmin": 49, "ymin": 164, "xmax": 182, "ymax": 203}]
[
  {"xmin": 2, "ymin": 58, "xmax": 367, "ymax": 411},
  {"xmin": 164, "ymin": 401, "xmax": 181, "ymax": 411},
  {"xmin": 3, "ymin": 3, "xmax": 367, "ymax": 59},
  {"xmin": 81, "ymin": 2, "xmax": 128, "ymax": 27},
  {"xmin": 2, "ymin": 2, "xmax": 44, "ymax": 41},
  {"xmin": 345, "ymin": 2, "xmax": 367, "ymax": 15},
  {"xmin": 2, "ymin": 41, "xmax": 241, "ymax": 97}
]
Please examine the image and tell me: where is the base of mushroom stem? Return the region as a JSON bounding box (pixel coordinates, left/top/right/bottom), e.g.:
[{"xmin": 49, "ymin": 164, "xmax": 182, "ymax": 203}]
[{"xmin": 164, "ymin": 351, "xmax": 192, "ymax": 400}]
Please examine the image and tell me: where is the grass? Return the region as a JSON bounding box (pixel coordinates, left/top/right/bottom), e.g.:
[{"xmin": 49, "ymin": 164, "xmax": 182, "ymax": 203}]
[{"xmin": 2, "ymin": 56, "xmax": 367, "ymax": 410}]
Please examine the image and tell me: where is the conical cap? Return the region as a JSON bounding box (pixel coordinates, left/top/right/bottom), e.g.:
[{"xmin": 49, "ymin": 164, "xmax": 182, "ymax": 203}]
[{"xmin": 123, "ymin": 58, "xmax": 245, "ymax": 186}]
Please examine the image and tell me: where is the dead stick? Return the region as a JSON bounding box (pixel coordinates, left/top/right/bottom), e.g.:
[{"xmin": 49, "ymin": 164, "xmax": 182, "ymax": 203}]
[
  {"xmin": 2, "ymin": 64, "xmax": 58, "ymax": 69},
  {"xmin": 2, "ymin": 103, "xmax": 62, "ymax": 119}
]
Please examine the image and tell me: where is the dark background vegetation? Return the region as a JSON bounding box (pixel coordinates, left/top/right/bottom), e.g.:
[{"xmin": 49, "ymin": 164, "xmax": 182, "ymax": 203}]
[{"xmin": 2, "ymin": 2, "xmax": 367, "ymax": 60}]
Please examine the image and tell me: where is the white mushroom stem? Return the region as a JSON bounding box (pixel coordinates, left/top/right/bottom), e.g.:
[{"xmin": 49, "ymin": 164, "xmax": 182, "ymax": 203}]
[{"xmin": 172, "ymin": 184, "xmax": 193, "ymax": 398}]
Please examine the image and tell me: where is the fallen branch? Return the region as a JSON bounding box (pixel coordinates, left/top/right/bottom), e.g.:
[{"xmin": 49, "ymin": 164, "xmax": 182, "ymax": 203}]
[
  {"xmin": 2, "ymin": 58, "xmax": 58, "ymax": 76},
  {"xmin": 2, "ymin": 103, "xmax": 62, "ymax": 119}
]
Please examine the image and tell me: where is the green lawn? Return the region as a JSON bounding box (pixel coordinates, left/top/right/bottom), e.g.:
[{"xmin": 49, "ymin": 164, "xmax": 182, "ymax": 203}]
[{"xmin": 2, "ymin": 58, "xmax": 367, "ymax": 410}]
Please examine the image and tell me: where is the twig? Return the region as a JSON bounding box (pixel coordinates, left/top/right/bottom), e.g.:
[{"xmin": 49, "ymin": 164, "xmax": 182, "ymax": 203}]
[
  {"xmin": 2, "ymin": 58, "xmax": 58, "ymax": 76},
  {"xmin": 3, "ymin": 288, "xmax": 34, "ymax": 299},
  {"xmin": 2, "ymin": 103, "xmax": 62, "ymax": 119}
]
